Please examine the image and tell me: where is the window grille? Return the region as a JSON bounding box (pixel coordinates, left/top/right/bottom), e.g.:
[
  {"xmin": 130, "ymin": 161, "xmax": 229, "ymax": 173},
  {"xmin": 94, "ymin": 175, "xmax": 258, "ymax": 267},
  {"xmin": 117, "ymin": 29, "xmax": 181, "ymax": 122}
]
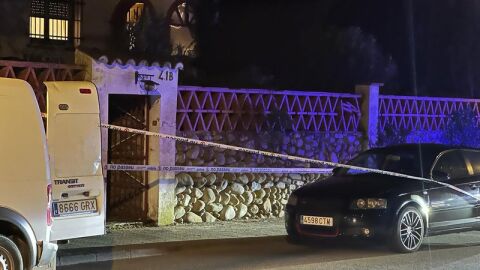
[
  {"xmin": 29, "ymin": 0, "xmax": 82, "ymax": 45},
  {"xmin": 49, "ymin": 19, "xmax": 68, "ymax": 40},
  {"xmin": 48, "ymin": 0, "xmax": 70, "ymax": 19},
  {"xmin": 31, "ymin": 0, "xmax": 45, "ymax": 16},
  {"xmin": 73, "ymin": 0, "xmax": 82, "ymax": 46},
  {"xmin": 29, "ymin": 17, "xmax": 45, "ymax": 39}
]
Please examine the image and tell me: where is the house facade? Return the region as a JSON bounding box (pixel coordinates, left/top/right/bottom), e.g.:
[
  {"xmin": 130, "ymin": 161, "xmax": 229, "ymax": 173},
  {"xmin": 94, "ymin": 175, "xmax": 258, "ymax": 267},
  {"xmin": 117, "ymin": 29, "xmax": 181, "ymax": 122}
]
[
  {"xmin": 0, "ymin": 0, "xmax": 195, "ymax": 62},
  {"xmin": 0, "ymin": 0, "xmax": 188, "ymax": 225}
]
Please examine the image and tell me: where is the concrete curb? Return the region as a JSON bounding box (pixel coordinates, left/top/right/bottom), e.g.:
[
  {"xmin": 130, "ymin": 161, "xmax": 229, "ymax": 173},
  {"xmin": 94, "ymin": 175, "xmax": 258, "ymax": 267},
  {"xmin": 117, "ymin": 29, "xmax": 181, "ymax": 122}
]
[
  {"xmin": 57, "ymin": 236, "xmax": 285, "ymax": 266},
  {"xmin": 57, "ymin": 244, "xmax": 167, "ymax": 266}
]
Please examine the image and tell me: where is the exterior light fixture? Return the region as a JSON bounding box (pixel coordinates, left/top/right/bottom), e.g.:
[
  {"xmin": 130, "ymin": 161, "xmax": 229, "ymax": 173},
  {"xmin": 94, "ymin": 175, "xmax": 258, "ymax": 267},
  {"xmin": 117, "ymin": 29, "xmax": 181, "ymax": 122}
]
[{"xmin": 135, "ymin": 71, "xmax": 159, "ymax": 92}]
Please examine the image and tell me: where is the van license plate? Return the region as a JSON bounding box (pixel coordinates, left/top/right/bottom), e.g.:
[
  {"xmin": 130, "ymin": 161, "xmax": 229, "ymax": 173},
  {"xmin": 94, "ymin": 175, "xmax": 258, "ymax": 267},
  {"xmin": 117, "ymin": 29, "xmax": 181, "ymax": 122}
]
[
  {"xmin": 52, "ymin": 199, "xmax": 97, "ymax": 217},
  {"xmin": 301, "ymin": 215, "xmax": 333, "ymax": 227}
]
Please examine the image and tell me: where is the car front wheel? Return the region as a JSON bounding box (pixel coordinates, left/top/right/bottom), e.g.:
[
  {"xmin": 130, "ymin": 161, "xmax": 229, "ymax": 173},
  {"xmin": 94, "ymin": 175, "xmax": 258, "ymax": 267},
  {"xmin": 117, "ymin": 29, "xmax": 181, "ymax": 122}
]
[
  {"xmin": 391, "ymin": 206, "xmax": 425, "ymax": 253},
  {"xmin": 0, "ymin": 235, "xmax": 23, "ymax": 270}
]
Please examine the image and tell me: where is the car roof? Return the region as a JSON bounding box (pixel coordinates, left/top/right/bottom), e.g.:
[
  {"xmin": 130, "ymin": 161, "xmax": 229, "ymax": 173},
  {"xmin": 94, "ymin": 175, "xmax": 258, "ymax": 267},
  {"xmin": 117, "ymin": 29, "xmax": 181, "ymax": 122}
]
[
  {"xmin": 365, "ymin": 144, "xmax": 478, "ymax": 176},
  {"xmin": 370, "ymin": 143, "xmax": 478, "ymax": 156}
]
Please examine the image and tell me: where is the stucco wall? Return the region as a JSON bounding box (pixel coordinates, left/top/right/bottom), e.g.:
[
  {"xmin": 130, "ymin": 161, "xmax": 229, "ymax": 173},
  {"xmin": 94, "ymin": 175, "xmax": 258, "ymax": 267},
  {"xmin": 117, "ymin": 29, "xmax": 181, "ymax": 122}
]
[{"xmin": 78, "ymin": 51, "xmax": 182, "ymax": 224}]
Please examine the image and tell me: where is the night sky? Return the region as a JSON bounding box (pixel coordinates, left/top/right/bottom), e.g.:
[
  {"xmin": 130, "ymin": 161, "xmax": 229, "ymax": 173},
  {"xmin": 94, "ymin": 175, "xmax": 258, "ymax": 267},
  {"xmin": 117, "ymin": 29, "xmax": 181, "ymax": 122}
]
[
  {"xmin": 189, "ymin": 0, "xmax": 480, "ymax": 98},
  {"xmin": 1, "ymin": 0, "xmax": 477, "ymax": 98}
]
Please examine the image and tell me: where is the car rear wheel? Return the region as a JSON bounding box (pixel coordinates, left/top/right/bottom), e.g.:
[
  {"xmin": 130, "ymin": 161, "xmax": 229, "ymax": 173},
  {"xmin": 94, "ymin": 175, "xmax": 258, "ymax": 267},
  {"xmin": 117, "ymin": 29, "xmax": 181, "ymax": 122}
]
[
  {"xmin": 391, "ymin": 206, "xmax": 425, "ymax": 253},
  {"xmin": 0, "ymin": 235, "xmax": 23, "ymax": 270}
]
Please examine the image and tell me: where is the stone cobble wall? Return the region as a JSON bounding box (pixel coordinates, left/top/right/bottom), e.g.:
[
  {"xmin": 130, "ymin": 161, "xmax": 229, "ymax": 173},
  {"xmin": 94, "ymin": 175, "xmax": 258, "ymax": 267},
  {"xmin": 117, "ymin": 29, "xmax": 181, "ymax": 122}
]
[{"xmin": 174, "ymin": 131, "xmax": 362, "ymax": 223}]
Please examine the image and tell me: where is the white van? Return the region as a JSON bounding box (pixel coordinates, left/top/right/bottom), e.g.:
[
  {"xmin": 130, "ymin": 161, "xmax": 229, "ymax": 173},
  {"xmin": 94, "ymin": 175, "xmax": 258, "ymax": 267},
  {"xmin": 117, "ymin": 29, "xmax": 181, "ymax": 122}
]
[
  {"xmin": 45, "ymin": 81, "xmax": 105, "ymax": 241},
  {"xmin": 0, "ymin": 78, "xmax": 105, "ymax": 269}
]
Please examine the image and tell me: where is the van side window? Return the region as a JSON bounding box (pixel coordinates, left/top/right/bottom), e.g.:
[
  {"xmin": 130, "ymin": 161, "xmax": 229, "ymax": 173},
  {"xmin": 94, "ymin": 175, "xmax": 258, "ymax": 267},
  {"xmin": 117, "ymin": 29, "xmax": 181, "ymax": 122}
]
[
  {"xmin": 433, "ymin": 151, "xmax": 469, "ymax": 180},
  {"xmin": 463, "ymin": 150, "xmax": 480, "ymax": 175}
]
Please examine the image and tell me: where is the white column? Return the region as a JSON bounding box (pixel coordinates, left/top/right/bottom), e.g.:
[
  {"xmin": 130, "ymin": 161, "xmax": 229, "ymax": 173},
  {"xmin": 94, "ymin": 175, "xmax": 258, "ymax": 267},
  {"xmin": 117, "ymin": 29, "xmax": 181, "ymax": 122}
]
[{"xmin": 355, "ymin": 83, "xmax": 381, "ymax": 150}]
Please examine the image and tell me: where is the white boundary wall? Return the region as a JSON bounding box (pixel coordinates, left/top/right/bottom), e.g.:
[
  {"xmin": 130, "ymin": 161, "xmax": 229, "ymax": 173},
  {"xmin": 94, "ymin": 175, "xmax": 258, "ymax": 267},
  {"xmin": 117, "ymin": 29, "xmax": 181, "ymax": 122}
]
[{"xmin": 75, "ymin": 50, "xmax": 182, "ymax": 224}]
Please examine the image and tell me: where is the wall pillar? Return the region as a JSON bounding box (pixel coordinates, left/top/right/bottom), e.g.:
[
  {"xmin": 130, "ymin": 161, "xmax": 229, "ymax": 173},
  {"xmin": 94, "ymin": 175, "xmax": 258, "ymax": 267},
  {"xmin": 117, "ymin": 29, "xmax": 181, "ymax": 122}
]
[
  {"xmin": 355, "ymin": 83, "xmax": 381, "ymax": 150},
  {"xmin": 155, "ymin": 85, "xmax": 178, "ymax": 225}
]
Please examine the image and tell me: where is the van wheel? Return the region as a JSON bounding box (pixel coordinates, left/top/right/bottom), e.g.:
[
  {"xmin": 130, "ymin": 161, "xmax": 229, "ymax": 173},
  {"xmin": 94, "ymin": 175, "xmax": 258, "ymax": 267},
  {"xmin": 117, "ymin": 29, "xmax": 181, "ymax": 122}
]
[
  {"xmin": 391, "ymin": 206, "xmax": 425, "ymax": 253},
  {"xmin": 0, "ymin": 235, "xmax": 23, "ymax": 270}
]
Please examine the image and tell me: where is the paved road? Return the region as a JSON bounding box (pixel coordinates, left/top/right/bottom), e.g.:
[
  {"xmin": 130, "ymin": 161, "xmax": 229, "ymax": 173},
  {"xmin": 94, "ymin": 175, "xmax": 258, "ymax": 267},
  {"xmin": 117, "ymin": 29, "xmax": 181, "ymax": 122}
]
[{"xmin": 59, "ymin": 232, "xmax": 480, "ymax": 270}]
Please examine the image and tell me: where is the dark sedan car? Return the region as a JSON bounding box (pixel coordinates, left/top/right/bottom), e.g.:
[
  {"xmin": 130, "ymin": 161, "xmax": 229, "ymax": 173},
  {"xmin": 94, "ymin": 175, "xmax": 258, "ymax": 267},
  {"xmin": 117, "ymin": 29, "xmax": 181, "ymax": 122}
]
[{"xmin": 285, "ymin": 144, "xmax": 480, "ymax": 252}]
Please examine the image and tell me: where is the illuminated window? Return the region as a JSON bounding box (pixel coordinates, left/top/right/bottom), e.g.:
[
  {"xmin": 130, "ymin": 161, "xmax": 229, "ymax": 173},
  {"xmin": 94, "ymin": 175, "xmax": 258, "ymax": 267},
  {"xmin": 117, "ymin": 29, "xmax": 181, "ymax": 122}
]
[
  {"xmin": 29, "ymin": 16, "xmax": 45, "ymax": 39},
  {"xmin": 126, "ymin": 3, "xmax": 145, "ymax": 50},
  {"xmin": 127, "ymin": 3, "xmax": 144, "ymax": 24},
  {"xmin": 49, "ymin": 19, "xmax": 69, "ymax": 40},
  {"xmin": 29, "ymin": 0, "xmax": 83, "ymax": 45}
]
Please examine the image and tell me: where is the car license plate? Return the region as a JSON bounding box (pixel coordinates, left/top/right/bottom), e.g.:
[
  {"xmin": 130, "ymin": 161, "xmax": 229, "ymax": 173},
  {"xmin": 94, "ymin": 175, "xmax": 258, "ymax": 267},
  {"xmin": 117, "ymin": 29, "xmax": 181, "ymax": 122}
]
[
  {"xmin": 301, "ymin": 215, "xmax": 333, "ymax": 227},
  {"xmin": 52, "ymin": 199, "xmax": 97, "ymax": 217}
]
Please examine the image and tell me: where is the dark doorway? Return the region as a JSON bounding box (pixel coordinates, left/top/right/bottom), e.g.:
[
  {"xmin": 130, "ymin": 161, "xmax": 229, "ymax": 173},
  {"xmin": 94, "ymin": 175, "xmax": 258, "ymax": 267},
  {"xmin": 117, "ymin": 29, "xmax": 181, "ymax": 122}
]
[{"xmin": 107, "ymin": 94, "xmax": 149, "ymax": 221}]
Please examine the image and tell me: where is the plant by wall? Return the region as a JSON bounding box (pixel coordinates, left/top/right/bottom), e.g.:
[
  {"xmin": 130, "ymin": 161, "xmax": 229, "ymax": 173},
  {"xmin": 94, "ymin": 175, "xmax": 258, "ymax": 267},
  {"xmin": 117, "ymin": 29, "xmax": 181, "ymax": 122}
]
[
  {"xmin": 376, "ymin": 123, "xmax": 410, "ymax": 147},
  {"xmin": 379, "ymin": 107, "xmax": 480, "ymax": 148},
  {"xmin": 265, "ymin": 108, "xmax": 293, "ymax": 133},
  {"xmin": 264, "ymin": 108, "xmax": 293, "ymax": 151},
  {"xmin": 441, "ymin": 107, "xmax": 480, "ymax": 148}
]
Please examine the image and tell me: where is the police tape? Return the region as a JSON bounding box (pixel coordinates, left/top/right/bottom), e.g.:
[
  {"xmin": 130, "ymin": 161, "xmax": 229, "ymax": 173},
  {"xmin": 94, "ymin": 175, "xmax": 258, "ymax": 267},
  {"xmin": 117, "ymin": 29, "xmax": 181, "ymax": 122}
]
[
  {"xmin": 105, "ymin": 164, "xmax": 332, "ymax": 174},
  {"xmin": 100, "ymin": 123, "xmax": 480, "ymax": 201},
  {"xmin": 100, "ymin": 123, "xmax": 423, "ymax": 180}
]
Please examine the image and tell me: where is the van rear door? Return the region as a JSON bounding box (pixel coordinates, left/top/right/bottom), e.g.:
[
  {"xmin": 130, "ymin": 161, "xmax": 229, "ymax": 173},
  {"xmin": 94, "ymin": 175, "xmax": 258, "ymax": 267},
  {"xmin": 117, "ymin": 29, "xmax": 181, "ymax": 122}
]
[{"xmin": 46, "ymin": 81, "xmax": 105, "ymax": 241}]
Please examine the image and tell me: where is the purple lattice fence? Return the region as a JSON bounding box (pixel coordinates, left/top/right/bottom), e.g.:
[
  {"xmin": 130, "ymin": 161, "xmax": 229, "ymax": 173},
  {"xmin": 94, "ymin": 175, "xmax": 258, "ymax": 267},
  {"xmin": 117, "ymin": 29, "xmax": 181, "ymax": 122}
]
[
  {"xmin": 176, "ymin": 86, "xmax": 362, "ymax": 133},
  {"xmin": 0, "ymin": 60, "xmax": 86, "ymax": 112},
  {"xmin": 379, "ymin": 95, "xmax": 480, "ymax": 131}
]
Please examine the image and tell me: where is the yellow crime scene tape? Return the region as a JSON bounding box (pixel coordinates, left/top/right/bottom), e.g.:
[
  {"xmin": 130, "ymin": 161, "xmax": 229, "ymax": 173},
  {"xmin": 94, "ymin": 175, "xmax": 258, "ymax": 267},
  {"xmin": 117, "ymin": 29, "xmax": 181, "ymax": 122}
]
[
  {"xmin": 105, "ymin": 164, "xmax": 332, "ymax": 174},
  {"xmin": 100, "ymin": 123, "xmax": 480, "ymax": 201}
]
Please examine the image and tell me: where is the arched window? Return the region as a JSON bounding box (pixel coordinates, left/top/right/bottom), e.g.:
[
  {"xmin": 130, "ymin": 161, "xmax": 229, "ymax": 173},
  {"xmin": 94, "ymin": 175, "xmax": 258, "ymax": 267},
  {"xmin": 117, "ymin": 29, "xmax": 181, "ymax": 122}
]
[
  {"xmin": 112, "ymin": 0, "xmax": 164, "ymax": 53},
  {"xmin": 167, "ymin": 0, "xmax": 195, "ymax": 30},
  {"xmin": 126, "ymin": 2, "xmax": 144, "ymax": 50},
  {"xmin": 167, "ymin": 0, "xmax": 196, "ymax": 55}
]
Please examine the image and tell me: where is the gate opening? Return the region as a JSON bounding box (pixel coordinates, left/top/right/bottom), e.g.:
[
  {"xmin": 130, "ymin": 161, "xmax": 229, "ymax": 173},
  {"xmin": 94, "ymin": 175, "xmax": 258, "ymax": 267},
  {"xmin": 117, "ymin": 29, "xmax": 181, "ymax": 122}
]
[{"xmin": 107, "ymin": 94, "xmax": 150, "ymax": 221}]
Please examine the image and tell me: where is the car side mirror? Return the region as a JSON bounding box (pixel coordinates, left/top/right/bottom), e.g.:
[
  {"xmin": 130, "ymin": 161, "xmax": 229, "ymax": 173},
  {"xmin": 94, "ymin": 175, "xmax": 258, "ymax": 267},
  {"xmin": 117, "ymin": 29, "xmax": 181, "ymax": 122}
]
[{"xmin": 432, "ymin": 170, "xmax": 450, "ymax": 181}]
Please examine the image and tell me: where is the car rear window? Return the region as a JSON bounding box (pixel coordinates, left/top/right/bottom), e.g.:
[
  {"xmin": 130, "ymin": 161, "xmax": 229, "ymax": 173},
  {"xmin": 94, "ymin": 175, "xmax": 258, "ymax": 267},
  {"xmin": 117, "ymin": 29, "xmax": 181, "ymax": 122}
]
[
  {"xmin": 463, "ymin": 150, "xmax": 480, "ymax": 175},
  {"xmin": 339, "ymin": 150, "xmax": 421, "ymax": 176},
  {"xmin": 432, "ymin": 151, "xmax": 469, "ymax": 180}
]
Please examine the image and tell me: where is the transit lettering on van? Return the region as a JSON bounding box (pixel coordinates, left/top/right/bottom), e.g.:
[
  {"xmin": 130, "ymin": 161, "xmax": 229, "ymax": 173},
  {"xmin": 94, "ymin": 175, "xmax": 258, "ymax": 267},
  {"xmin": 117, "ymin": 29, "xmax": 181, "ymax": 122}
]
[{"xmin": 54, "ymin": 178, "xmax": 79, "ymax": 185}]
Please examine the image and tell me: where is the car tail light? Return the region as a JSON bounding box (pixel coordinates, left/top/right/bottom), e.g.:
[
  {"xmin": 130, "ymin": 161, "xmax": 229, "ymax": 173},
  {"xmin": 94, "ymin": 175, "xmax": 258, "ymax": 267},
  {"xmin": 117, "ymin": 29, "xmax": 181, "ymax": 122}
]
[
  {"xmin": 47, "ymin": 184, "xmax": 52, "ymax": 226},
  {"xmin": 79, "ymin": 88, "xmax": 91, "ymax": 94}
]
